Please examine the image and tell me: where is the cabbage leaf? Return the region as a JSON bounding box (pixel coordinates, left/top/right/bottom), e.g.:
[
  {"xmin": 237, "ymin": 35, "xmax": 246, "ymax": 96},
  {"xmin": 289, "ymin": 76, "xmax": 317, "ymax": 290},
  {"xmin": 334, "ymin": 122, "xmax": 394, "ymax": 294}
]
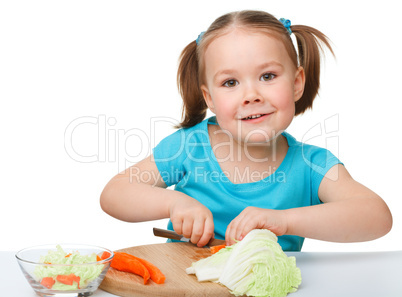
[{"xmin": 186, "ymin": 229, "xmax": 301, "ymax": 297}]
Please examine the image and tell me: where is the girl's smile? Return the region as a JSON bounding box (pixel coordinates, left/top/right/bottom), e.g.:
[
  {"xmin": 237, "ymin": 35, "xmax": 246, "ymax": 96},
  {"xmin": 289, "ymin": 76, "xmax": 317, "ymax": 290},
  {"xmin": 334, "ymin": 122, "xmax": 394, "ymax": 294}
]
[
  {"xmin": 201, "ymin": 28, "xmax": 305, "ymax": 144},
  {"xmin": 240, "ymin": 112, "xmax": 273, "ymax": 122}
]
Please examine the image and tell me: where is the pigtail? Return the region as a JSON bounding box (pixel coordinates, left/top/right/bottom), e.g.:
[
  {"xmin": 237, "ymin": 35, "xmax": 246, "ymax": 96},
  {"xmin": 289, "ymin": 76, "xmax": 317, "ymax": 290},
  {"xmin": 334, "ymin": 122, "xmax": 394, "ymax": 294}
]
[
  {"xmin": 176, "ymin": 41, "xmax": 208, "ymax": 128},
  {"xmin": 291, "ymin": 25, "xmax": 334, "ymax": 115}
]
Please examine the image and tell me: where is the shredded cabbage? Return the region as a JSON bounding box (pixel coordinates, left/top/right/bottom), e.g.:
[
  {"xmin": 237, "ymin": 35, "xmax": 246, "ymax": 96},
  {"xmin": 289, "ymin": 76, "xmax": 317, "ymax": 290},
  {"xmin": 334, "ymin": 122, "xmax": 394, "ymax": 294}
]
[
  {"xmin": 186, "ymin": 229, "xmax": 301, "ymax": 297},
  {"xmin": 34, "ymin": 245, "xmax": 104, "ymax": 290}
]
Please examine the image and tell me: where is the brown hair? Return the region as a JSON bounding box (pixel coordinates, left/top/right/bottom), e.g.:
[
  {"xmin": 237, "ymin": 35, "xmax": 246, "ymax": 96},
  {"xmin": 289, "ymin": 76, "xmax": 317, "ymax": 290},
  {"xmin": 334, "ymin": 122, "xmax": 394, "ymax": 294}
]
[{"xmin": 176, "ymin": 10, "xmax": 334, "ymax": 128}]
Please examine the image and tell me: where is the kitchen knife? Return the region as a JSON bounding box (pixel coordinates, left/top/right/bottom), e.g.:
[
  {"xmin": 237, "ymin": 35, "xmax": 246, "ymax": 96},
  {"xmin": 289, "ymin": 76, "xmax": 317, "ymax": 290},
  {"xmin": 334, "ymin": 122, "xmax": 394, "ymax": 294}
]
[{"xmin": 153, "ymin": 227, "xmax": 226, "ymax": 247}]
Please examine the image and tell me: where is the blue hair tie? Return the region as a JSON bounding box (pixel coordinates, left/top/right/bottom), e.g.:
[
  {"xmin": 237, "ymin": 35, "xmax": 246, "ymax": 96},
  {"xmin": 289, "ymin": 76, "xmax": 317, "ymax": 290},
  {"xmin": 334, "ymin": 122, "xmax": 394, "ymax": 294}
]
[
  {"xmin": 279, "ymin": 18, "xmax": 292, "ymax": 35},
  {"xmin": 196, "ymin": 31, "xmax": 205, "ymax": 45}
]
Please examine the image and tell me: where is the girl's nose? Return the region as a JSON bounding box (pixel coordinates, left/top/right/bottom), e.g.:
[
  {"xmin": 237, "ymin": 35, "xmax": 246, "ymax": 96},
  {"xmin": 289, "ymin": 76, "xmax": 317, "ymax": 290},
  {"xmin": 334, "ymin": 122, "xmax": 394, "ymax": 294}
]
[
  {"xmin": 243, "ymin": 87, "xmax": 263, "ymax": 105},
  {"xmin": 243, "ymin": 97, "xmax": 262, "ymax": 105}
]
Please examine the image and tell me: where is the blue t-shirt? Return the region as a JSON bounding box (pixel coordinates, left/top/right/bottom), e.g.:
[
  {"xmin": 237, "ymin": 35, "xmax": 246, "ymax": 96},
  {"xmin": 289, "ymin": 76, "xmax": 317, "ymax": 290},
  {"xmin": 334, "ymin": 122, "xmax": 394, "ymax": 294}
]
[{"xmin": 153, "ymin": 117, "xmax": 342, "ymax": 251}]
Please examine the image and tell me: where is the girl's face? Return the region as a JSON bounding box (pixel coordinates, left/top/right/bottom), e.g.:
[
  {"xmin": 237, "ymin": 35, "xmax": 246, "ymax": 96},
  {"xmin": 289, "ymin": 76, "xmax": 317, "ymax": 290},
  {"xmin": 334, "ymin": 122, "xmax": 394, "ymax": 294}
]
[{"xmin": 201, "ymin": 29, "xmax": 305, "ymax": 144}]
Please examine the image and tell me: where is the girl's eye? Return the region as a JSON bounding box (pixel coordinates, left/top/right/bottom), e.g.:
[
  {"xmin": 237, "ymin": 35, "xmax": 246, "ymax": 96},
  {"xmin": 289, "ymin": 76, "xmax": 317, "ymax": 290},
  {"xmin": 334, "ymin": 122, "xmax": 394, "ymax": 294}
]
[
  {"xmin": 260, "ymin": 73, "xmax": 276, "ymax": 82},
  {"xmin": 223, "ymin": 79, "xmax": 238, "ymax": 87}
]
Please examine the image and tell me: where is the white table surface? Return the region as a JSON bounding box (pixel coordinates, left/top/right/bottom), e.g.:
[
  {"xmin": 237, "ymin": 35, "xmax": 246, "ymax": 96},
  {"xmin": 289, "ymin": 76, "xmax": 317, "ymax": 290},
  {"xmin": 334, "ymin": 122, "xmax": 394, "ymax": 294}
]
[{"xmin": 3, "ymin": 250, "xmax": 402, "ymax": 297}]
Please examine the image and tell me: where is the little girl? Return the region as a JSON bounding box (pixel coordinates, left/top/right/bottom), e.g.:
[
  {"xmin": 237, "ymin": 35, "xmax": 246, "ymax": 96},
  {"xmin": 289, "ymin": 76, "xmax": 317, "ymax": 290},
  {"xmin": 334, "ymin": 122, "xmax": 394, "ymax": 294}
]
[{"xmin": 100, "ymin": 10, "xmax": 392, "ymax": 251}]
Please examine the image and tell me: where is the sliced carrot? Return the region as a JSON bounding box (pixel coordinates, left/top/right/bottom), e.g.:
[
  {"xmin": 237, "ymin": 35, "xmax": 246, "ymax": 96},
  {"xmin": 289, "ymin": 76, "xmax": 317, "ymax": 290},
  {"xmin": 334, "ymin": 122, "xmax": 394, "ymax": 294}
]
[
  {"xmin": 56, "ymin": 274, "xmax": 81, "ymax": 288},
  {"xmin": 41, "ymin": 277, "xmax": 55, "ymax": 289},
  {"xmin": 111, "ymin": 252, "xmax": 165, "ymax": 284},
  {"xmin": 71, "ymin": 274, "xmax": 81, "ymax": 289},
  {"xmin": 96, "ymin": 251, "xmax": 111, "ymax": 262},
  {"xmin": 65, "ymin": 253, "xmax": 72, "ymax": 258},
  {"xmin": 210, "ymin": 244, "xmax": 226, "ymax": 254},
  {"xmin": 134, "ymin": 256, "xmax": 165, "ymax": 284},
  {"xmin": 56, "ymin": 274, "xmax": 73, "ymax": 285},
  {"xmin": 111, "ymin": 252, "xmax": 150, "ymax": 284},
  {"xmin": 101, "ymin": 251, "xmax": 111, "ymax": 260},
  {"xmin": 112, "ymin": 252, "xmax": 165, "ymax": 284}
]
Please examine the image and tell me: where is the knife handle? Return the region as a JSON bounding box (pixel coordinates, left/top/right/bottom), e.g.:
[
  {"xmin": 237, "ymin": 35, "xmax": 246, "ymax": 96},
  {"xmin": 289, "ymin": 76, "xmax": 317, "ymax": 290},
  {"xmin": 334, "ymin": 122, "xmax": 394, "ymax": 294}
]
[
  {"xmin": 153, "ymin": 227, "xmax": 226, "ymax": 246},
  {"xmin": 153, "ymin": 227, "xmax": 189, "ymax": 242}
]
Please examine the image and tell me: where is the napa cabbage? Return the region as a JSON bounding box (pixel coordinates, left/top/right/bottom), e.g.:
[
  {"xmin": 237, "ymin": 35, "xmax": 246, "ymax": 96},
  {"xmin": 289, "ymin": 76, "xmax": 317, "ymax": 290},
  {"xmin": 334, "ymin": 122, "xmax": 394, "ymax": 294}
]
[{"xmin": 186, "ymin": 229, "xmax": 301, "ymax": 297}]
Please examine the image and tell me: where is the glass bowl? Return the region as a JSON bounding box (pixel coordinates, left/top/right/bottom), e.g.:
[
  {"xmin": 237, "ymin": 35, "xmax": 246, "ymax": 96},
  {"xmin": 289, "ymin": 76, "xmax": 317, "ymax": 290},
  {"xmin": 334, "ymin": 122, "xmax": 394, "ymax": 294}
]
[{"xmin": 15, "ymin": 244, "xmax": 114, "ymax": 297}]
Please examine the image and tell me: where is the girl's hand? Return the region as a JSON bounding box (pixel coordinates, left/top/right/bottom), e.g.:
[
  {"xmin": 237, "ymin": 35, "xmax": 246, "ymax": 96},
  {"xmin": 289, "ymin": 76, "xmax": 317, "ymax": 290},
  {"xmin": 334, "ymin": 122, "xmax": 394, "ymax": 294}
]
[
  {"xmin": 169, "ymin": 194, "xmax": 214, "ymax": 247},
  {"xmin": 225, "ymin": 207, "xmax": 288, "ymax": 245}
]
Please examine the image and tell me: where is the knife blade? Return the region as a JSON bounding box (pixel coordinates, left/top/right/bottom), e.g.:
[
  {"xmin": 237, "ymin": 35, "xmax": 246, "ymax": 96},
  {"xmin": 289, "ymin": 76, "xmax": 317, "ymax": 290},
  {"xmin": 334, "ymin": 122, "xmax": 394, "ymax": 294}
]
[{"xmin": 153, "ymin": 227, "xmax": 226, "ymax": 247}]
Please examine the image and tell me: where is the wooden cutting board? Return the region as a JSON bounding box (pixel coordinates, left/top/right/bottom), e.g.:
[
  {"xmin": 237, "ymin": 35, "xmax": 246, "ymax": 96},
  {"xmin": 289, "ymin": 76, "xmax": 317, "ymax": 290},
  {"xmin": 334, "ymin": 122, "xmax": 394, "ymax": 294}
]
[{"xmin": 99, "ymin": 242, "xmax": 232, "ymax": 297}]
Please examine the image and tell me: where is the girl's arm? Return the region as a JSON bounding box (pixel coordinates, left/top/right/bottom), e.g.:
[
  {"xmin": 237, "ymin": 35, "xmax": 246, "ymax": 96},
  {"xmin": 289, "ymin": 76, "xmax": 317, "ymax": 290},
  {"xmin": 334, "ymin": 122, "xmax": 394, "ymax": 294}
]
[
  {"xmin": 285, "ymin": 164, "xmax": 392, "ymax": 242},
  {"xmin": 100, "ymin": 155, "xmax": 171, "ymax": 222},
  {"xmin": 225, "ymin": 164, "xmax": 392, "ymax": 245},
  {"xmin": 100, "ymin": 155, "xmax": 215, "ymax": 247}
]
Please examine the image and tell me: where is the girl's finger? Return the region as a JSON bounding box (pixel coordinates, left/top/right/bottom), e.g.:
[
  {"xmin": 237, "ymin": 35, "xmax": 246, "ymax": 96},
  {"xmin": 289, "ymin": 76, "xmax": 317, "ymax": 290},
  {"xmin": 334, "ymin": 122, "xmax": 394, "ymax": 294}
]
[
  {"xmin": 234, "ymin": 218, "xmax": 247, "ymax": 243},
  {"xmin": 182, "ymin": 218, "xmax": 194, "ymax": 239},
  {"xmin": 225, "ymin": 221, "xmax": 233, "ymax": 245},
  {"xmin": 226, "ymin": 220, "xmax": 240, "ymax": 245},
  {"xmin": 232, "ymin": 207, "xmax": 256, "ymax": 242},
  {"xmin": 227, "ymin": 210, "xmax": 255, "ymax": 245},
  {"xmin": 172, "ymin": 218, "xmax": 183, "ymax": 236},
  {"xmin": 239, "ymin": 223, "xmax": 255, "ymax": 241},
  {"xmin": 191, "ymin": 218, "xmax": 205, "ymax": 245},
  {"xmin": 197, "ymin": 217, "xmax": 215, "ymax": 247}
]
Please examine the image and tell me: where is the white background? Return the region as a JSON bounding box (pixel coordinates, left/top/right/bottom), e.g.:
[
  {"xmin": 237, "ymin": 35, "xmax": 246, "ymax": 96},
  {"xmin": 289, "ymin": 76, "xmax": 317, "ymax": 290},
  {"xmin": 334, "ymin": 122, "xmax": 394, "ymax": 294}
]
[{"xmin": 1, "ymin": 0, "xmax": 401, "ymax": 252}]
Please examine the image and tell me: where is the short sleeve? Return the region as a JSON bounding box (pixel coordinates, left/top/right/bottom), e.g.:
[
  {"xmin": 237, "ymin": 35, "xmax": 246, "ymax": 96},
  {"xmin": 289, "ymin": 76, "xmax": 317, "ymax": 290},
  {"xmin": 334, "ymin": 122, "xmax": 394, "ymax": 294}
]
[
  {"xmin": 152, "ymin": 129, "xmax": 187, "ymax": 187},
  {"xmin": 304, "ymin": 146, "xmax": 343, "ymax": 204}
]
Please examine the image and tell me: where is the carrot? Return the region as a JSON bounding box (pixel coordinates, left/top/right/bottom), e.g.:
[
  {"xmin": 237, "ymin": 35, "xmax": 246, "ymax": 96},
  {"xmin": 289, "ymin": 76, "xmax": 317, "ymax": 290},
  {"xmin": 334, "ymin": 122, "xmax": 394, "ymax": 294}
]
[
  {"xmin": 210, "ymin": 244, "xmax": 226, "ymax": 254},
  {"xmin": 134, "ymin": 256, "xmax": 165, "ymax": 284},
  {"xmin": 101, "ymin": 251, "xmax": 111, "ymax": 260},
  {"xmin": 56, "ymin": 274, "xmax": 81, "ymax": 288},
  {"xmin": 111, "ymin": 252, "xmax": 150, "ymax": 284},
  {"xmin": 41, "ymin": 277, "xmax": 55, "ymax": 289},
  {"xmin": 111, "ymin": 252, "xmax": 165, "ymax": 284},
  {"xmin": 97, "ymin": 251, "xmax": 111, "ymax": 262}
]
